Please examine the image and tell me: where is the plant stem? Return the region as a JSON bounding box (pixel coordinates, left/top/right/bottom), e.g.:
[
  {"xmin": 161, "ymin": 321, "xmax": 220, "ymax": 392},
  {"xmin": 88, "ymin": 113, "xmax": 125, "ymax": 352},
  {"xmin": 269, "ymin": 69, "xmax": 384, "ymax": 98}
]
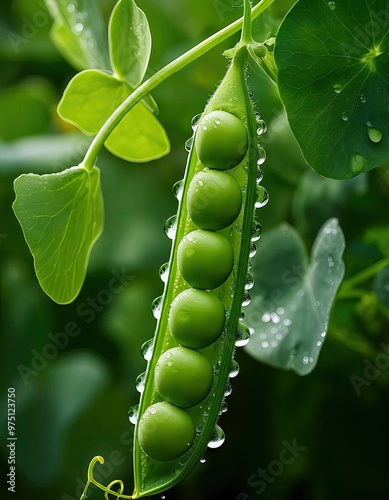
[
  {"xmin": 241, "ymin": 0, "xmax": 253, "ymax": 44},
  {"xmin": 337, "ymin": 257, "xmax": 389, "ymax": 298},
  {"xmin": 82, "ymin": 0, "xmax": 275, "ymax": 171}
]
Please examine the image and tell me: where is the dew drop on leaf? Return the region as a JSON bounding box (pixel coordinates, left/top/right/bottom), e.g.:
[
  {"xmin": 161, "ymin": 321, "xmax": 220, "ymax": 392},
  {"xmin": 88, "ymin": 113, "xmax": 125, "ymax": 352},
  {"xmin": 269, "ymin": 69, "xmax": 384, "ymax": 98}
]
[
  {"xmin": 350, "ymin": 152, "xmax": 366, "ymax": 174},
  {"xmin": 367, "ymin": 126, "xmax": 383, "ymax": 143},
  {"xmin": 341, "ymin": 112, "xmax": 349, "ymax": 122},
  {"xmin": 328, "ymin": 1, "xmax": 336, "ymax": 9},
  {"xmin": 333, "ymin": 83, "xmax": 343, "ymax": 93}
]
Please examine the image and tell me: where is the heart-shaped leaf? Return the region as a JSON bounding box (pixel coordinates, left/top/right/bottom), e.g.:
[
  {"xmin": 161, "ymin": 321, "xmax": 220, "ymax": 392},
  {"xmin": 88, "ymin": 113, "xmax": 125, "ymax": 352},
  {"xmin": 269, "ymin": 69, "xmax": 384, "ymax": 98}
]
[
  {"xmin": 58, "ymin": 70, "xmax": 169, "ymax": 162},
  {"xmin": 13, "ymin": 166, "xmax": 103, "ymax": 304},
  {"xmin": 244, "ymin": 218, "xmax": 345, "ymax": 375},
  {"xmin": 44, "ymin": 0, "xmax": 110, "ymax": 71},
  {"xmin": 109, "ymin": 0, "xmax": 151, "ymax": 88},
  {"xmin": 275, "ymin": 0, "xmax": 389, "ymax": 179}
]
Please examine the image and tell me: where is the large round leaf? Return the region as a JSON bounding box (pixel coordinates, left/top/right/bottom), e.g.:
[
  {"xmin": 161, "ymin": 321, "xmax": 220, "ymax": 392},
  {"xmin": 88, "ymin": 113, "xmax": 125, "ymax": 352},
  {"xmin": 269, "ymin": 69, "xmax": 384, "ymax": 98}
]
[{"xmin": 275, "ymin": 0, "xmax": 389, "ymax": 179}]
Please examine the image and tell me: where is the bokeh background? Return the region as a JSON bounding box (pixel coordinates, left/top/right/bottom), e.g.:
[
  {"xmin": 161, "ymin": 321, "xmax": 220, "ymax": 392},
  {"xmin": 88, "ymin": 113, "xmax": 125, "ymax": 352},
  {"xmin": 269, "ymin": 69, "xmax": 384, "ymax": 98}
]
[{"xmin": 1, "ymin": 1, "xmax": 389, "ymax": 499}]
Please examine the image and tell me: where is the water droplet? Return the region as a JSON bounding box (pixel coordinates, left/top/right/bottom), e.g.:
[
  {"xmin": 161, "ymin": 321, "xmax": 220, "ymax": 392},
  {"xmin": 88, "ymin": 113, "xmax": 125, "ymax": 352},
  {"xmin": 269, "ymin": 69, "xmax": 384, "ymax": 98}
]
[
  {"xmin": 255, "ymin": 112, "xmax": 262, "ymax": 122},
  {"xmin": 200, "ymin": 457, "xmax": 206, "ymax": 464},
  {"xmin": 128, "ymin": 405, "xmax": 139, "ymax": 425},
  {"xmin": 333, "ymin": 83, "xmax": 343, "ymax": 93},
  {"xmin": 271, "ymin": 312, "xmax": 280, "ymax": 323},
  {"xmin": 328, "ymin": 1, "xmax": 336, "ymax": 9},
  {"xmin": 241, "ymin": 291, "xmax": 251, "ymax": 307},
  {"xmin": 321, "ymin": 331, "xmax": 326, "ymax": 338},
  {"xmin": 224, "ymin": 383, "xmax": 233, "ymax": 397},
  {"xmin": 256, "ymin": 168, "xmax": 264, "ymax": 184},
  {"xmin": 257, "ymin": 147, "xmax": 267, "ymax": 165},
  {"xmin": 261, "ymin": 340, "xmax": 269, "ymax": 348},
  {"xmin": 159, "ymin": 262, "xmax": 169, "ymax": 283},
  {"xmin": 135, "ymin": 372, "xmax": 146, "ymax": 393},
  {"xmin": 249, "ymin": 242, "xmax": 257, "ymax": 258},
  {"xmin": 367, "ymin": 125, "xmax": 383, "ymax": 143},
  {"xmin": 151, "ymin": 296, "xmax": 163, "ymax": 319},
  {"xmin": 251, "ymin": 220, "xmax": 262, "ymax": 241},
  {"xmin": 341, "ymin": 112, "xmax": 349, "ymax": 122},
  {"xmin": 350, "ymin": 152, "xmax": 365, "ymax": 174},
  {"xmin": 360, "ymin": 94, "xmax": 366, "ymax": 103},
  {"xmin": 283, "ymin": 318, "xmax": 292, "ymax": 326},
  {"xmin": 207, "ymin": 425, "xmax": 225, "ymax": 449},
  {"xmin": 67, "ymin": 4, "xmax": 76, "ymax": 13},
  {"xmin": 220, "ymin": 400, "xmax": 228, "ymax": 414},
  {"xmin": 255, "ymin": 186, "xmax": 269, "ymax": 208},
  {"xmin": 185, "ymin": 136, "xmax": 193, "ymax": 152},
  {"xmin": 141, "ymin": 339, "xmax": 154, "ymax": 361},
  {"xmin": 256, "ymin": 120, "xmax": 267, "ymax": 136},
  {"xmin": 164, "ymin": 215, "xmax": 177, "ymax": 239},
  {"xmin": 245, "ymin": 273, "xmax": 255, "ymax": 290},
  {"xmin": 229, "ymin": 360, "xmax": 240, "ymax": 378},
  {"xmin": 235, "ymin": 323, "xmax": 251, "ymax": 347},
  {"xmin": 172, "ymin": 179, "xmax": 184, "ymax": 200},
  {"xmin": 74, "ymin": 22, "xmax": 84, "ymax": 32},
  {"xmin": 161, "ymin": 495, "xmax": 166, "ymax": 500},
  {"xmin": 316, "ymin": 340, "xmax": 322, "ymax": 347}
]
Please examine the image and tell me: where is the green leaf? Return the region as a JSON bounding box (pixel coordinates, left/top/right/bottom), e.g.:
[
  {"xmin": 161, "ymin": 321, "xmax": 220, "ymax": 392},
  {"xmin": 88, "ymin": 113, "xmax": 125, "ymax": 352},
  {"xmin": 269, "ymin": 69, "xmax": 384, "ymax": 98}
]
[
  {"xmin": 58, "ymin": 70, "xmax": 170, "ymax": 161},
  {"xmin": 109, "ymin": 0, "xmax": 151, "ymax": 88},
  {"xmin": 105, "ymin": 101, "xmax": 170, "ymax": 162},
  {"xmin": 275, "ymin": 0, "xmax": 389, "ymax": 179},
  {"xmin": 44, "ymin": 0, "xmax": 110, "ymax": 70},
  {"xmin": 244, "ymin": 218, "xmax": 345, "ymax": 375},
  {"xmin": 13, "ymin": 166, "xmax": 103, "ymax": 304},
  {"xmin": 58, "ymin": 70, "xmax": 128, "ymax": 134}
]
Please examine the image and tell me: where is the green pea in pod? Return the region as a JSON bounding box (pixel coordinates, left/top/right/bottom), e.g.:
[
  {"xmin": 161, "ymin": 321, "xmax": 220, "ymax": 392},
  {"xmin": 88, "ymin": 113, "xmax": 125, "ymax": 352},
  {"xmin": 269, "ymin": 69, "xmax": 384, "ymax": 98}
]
[{"xmin": 131, "ymin": 43, "xmax": 265, "ymax": 498}]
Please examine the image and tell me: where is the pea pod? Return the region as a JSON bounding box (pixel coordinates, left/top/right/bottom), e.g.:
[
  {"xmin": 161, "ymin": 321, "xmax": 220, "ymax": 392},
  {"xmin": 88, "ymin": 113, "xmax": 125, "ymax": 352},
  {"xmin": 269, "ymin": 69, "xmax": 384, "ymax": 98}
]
[{"xmin": 130, "ymin": 43, "xmax": 264, "ymax": 498}]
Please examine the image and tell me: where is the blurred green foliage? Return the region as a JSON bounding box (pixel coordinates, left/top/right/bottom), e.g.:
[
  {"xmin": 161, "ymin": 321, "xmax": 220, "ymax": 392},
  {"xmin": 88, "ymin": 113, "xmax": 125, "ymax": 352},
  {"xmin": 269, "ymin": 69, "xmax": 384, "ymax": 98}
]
[{"xmin": 0, "ymin": 1, "xmax": 388, "ymax": 499}]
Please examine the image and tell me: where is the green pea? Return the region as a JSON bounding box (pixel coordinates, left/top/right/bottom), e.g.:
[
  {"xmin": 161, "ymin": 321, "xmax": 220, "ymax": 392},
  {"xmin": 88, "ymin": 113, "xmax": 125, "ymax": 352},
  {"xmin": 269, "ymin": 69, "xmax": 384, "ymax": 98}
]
[
  {"xmin": 194, "ymin": 110, "xmax": 248, "ymax": 170},
  {"xmin": 169, "ymin": 288, "xmax": 225, "ymax": 348},
  {"xmin": 138, "ymin": 401, "xmax": 195, "ymax": 462},
  {"xmin": 177, "ymin": 229, "xmax": 234, "ymax": 289},
  {"xmin": 187, "ymin": 169, "xmax": 242, "ymax": 230},
  {"xmin": 155, "ymin": 346, "xmax": 213, "ymax": 408}
]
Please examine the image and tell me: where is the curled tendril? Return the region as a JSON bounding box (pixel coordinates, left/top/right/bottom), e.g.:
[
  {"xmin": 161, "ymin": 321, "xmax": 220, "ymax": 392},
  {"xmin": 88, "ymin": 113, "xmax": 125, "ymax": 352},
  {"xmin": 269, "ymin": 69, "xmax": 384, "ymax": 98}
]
[
  {"xmin": 79, "ymin": 456, "xmax": 133, "ymax": 500},
  {"xmin": 105, "ymin": 480, "xmax": 125, "ymax": 500}
]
